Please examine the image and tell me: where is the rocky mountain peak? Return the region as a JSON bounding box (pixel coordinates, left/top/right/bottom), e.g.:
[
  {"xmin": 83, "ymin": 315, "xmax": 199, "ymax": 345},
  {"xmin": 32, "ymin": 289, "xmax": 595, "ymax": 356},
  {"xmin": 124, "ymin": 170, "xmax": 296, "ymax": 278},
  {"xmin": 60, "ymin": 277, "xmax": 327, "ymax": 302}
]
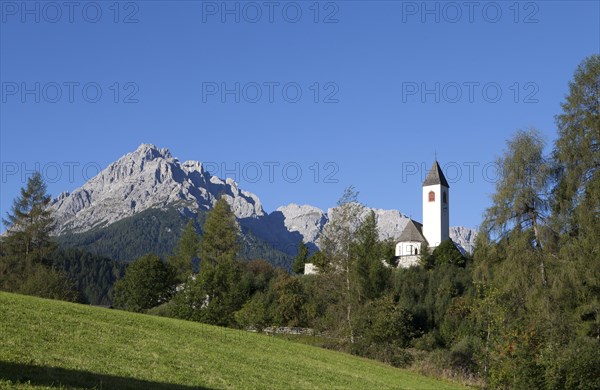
[
  {"xmin": 132, "ymin": 143, "xmax": 172, "ymax": 161},
  {"xmin": 50, "ymin": 144, "xmax": 477, "ymax": 258},
  {"xmin": 51, "ymin": 144, "xmax": 264, "ymax": 233}
]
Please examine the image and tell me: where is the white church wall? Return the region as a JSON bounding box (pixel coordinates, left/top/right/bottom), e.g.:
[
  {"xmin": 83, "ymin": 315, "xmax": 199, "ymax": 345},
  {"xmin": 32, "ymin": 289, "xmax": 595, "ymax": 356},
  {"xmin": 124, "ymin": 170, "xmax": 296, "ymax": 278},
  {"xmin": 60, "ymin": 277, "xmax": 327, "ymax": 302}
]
[
  {"xmin": 422, "ymin": 185, "xmax": 449, "ymax": 247},
  {"xmin": 395, "ymin": 241, "xmax": 422, "ymax": 257},
  {"xmin": 304, "ymin": 263, "xmax": 318, "ymax": 275}
]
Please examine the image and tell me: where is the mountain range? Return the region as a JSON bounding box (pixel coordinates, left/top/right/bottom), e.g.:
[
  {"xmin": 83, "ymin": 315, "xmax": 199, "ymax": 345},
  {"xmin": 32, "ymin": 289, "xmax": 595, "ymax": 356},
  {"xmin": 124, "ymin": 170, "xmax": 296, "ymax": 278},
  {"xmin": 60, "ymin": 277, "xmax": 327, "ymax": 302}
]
[{"xmin": 51, "ymin": 144, "xmax": 477, "ymax": 268}]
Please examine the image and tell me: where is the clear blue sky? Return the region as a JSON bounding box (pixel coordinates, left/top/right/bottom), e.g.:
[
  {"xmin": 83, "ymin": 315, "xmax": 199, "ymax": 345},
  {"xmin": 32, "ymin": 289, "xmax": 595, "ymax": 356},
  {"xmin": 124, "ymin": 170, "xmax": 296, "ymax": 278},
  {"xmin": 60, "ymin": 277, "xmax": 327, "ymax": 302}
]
[{"xmin": 1, "ymin": 1, "xmax": 599, "ymax": 230}]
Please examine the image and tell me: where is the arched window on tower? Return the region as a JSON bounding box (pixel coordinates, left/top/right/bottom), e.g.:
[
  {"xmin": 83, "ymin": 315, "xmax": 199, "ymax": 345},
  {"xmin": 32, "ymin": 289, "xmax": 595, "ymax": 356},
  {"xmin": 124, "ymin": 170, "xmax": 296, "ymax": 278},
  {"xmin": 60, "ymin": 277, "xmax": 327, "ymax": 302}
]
[
  {"xmin": 414, "ymin": 248, "xmax": 418, "ymax": 255},
  {"xmin": 443, "ymin": 191, "xmax": 447, "ymax": 204},
  {"xmin": 428, "ymin": 191, "xmax": 435, "ymax": 202}
]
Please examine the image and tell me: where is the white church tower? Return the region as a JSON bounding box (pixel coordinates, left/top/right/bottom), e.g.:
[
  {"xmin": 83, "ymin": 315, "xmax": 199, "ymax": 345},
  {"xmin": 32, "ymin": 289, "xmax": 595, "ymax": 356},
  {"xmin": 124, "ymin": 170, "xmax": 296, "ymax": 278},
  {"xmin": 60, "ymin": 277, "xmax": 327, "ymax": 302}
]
[{"xmin": 422, "ymin": 161, "xmax": 450, "ymax": 248}]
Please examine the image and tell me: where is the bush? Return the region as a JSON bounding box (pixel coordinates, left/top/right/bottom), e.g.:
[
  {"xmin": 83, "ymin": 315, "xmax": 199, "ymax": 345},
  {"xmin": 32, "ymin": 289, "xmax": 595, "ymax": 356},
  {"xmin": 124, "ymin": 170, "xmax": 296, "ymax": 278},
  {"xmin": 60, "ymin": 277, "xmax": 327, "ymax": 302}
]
[
  {"xmin": 412, "ymin": 331, "xmax": 443, "ymax": 351},
  {"xmin": 362, "ymin": 296, "xmax": 414, "ymax": 347},
  {"xmin": 432, "ymin": 240, "xmax": 466, "ymax": 267},
  {"xmin": 112, "ymin": 254, "xmax": 176, "ymax": 312},
  {"xmin": 18, "ymin": 264, "xmax": 80, "ymax": 302},
  {"xmin": 352, "ymin": 341, "xmax": 413, "ymax": 368},
  {"xmin": 543, "ymin": 338, "xmax": 600, "ymax": 390},
  {"xmin": 448, "ymin": 336, "xmax": 481, "ymax": 376},
  {"xmin": 234, "ymin": 292, "xmax": 272, "ymax": 331},
  {"xmin": 146, "ymin": 301, "xmax": 175, "ymax": 318}
]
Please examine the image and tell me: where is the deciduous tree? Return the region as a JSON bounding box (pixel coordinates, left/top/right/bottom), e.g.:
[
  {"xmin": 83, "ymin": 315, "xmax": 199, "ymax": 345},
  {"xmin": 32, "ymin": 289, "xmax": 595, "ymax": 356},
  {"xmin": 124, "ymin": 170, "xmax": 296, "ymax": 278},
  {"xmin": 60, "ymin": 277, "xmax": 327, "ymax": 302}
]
[{"xmin": 113, "ymin": 253, "xmax": 176, "ymax": 312}]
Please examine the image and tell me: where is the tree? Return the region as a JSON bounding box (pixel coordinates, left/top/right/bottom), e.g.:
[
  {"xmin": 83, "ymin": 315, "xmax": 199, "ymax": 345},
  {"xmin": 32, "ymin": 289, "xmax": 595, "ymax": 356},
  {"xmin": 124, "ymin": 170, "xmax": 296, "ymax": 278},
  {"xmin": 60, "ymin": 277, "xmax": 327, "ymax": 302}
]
[
  {"xmin": 18, "ymin": 265, "xmax": 80, "ymax": 302},
  {"xmin": 173, "ymin": 197, "xmax": 246, "ymax": 326},
  {"xmin": 353, "ymin": 295, "xmax": 414, "ymax": 367},
  {"xmin": 112, "ymin": 253, "xmax": 176, "ymax": 312},
  {"xmin": 0, "ymin": 172, "xmax": 79, "ymax": 302},
  {"xmin": 168, "ymin": 220, "xmax": 199, "ymax": 282},
  {"xmin": 272, "ymin": 273, "xmax": 307, "ymax": 327},
  {"xmin": 234, "ymin": 292, "xmax": 272, "ymax": 331},
  {"xmin": 2, "ymin": 172, "xmax": 55, "ymax": 264},
  {"xmin": 199, "ymin": 197, "xmax": 239, "ymax": 267},
  {"xmin": 481, "ymin": 128, "xmax": 551, "ymax": 286},
  {"xmin": 318, "ymin": 186, "xmax": 364, "ymax": 343},
  {"xmin": 474, "ymin": 144, "xmax": 553, "ymax": 385},
  {"xmin": 551, "ymin": 55, "xmax": 600, "ymax": 341},
  {"xmin": 292, "ymin": 242, "xmax": 309, "ymax": 274},
  {"xmin": 418, "ymin": 241, "xmax": 434, "ymax": 269},
  {"xmin": 352, "ymin": 210, "xmax": 390, "ymax": 301},
  {"xmin": 362, "ymin": 295, "xmax": 413, "ymax": 347},
  {"xmin": 553, "ymin": 54, "xmax": 600, "ymax": 235},
  {"xmin": 431, "ymin": 240, "xmax": 466, "ymax": 267}
]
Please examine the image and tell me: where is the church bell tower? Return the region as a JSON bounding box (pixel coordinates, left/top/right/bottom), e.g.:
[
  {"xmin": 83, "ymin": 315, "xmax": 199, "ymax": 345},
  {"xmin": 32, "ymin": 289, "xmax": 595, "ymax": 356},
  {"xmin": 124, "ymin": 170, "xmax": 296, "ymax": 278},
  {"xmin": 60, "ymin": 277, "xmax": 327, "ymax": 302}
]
[{"xmin": 422, "ymin": 161, "xmax": 450, "ymax": 247}]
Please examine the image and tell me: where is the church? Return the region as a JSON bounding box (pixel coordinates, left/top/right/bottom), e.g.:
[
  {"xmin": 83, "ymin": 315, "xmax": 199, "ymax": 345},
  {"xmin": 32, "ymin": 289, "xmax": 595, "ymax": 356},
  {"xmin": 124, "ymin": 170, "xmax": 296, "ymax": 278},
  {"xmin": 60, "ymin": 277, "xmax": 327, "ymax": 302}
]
[
  {"xmin": 303, "ymin": 160, "xmax": 451, "ymax": 274},
  {"xmin": 394, "ymin": 160, "xmax": 450, "ymax": 268}
]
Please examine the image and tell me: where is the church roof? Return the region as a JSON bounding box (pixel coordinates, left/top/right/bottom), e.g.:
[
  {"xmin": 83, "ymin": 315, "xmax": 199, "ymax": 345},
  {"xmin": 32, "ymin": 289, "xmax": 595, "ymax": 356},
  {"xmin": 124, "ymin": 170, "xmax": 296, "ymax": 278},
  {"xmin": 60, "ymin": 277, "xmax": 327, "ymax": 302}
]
[
  {"xmin": 422, "ymin": 160, "xmax": 450, "ymax": 188},
  {"xmin": 397, "ymin": 219, "xmax": 427, "ymax": 243}
]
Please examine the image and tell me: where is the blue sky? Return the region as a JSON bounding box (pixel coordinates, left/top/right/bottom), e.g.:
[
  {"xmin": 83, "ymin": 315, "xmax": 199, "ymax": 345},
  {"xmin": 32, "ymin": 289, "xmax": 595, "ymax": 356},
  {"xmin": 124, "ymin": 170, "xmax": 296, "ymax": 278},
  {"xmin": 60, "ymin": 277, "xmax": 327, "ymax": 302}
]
[{"xmin": 1, "ymin": 0, "xmax": 599, "ymax": 230}]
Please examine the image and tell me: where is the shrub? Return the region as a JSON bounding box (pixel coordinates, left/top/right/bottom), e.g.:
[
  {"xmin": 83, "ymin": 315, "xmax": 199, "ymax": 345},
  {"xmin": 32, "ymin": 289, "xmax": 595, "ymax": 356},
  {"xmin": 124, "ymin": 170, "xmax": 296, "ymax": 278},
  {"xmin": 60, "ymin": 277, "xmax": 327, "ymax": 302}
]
[{"xmin": 18, "ymin": 264, "xmax": 80, "ymax": 302}]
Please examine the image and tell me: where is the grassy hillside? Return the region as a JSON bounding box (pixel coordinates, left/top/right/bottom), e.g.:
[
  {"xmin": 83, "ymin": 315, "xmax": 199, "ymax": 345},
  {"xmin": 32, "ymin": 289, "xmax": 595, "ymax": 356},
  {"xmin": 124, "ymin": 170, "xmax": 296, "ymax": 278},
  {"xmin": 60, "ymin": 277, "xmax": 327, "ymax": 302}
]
[{"xmin": 0, "ymin": 292, "xmax": 467, "ymax": 389}]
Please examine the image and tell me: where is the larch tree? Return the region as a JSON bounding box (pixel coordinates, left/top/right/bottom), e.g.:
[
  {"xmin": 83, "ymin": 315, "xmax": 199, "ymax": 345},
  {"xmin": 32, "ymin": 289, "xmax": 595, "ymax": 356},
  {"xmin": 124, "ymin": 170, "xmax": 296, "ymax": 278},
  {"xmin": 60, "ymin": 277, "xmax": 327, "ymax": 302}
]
[
  {"xmin": 481, "ymin": 128, "xmax": 551, "ymax": 286},
  {"xmin": 168, "ymin": 220, "xmax": 199, "ymax": 282},
  {"xmin": 552, "ymin": 54, "xmax": 600, "ymax": 340},
  {"xmin": 174, "ymin": 196, "xmax": 245, "ymax": 326}
]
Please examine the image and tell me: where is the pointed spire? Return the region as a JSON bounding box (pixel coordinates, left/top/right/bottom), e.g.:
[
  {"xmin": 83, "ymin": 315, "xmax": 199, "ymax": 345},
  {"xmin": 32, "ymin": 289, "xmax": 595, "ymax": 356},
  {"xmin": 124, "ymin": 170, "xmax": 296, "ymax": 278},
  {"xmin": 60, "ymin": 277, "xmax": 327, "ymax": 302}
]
[{"xmin": 422, "ymin": 161, "xmax": 449, "ymax": 187}]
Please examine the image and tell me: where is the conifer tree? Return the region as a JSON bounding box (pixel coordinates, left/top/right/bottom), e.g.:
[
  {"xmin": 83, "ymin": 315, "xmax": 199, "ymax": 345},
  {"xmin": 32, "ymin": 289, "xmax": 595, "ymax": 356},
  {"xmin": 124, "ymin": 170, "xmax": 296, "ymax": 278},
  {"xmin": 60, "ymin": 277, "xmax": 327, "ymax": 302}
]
[
  {"xmin": 552, "ymin": 55, "xmax": 600, "ymax": 341},
  {"xmin": 174, "ymin": 196, "xmax": 245, "ymax": 326},
  {"xmin": 481, "ymin": 128, "xmax": 551, "ymax": 286},
  {"xmin": 553, "ymin": 54, "xmax": 600, "ymax": 235},
  {"xmin": 199, "ymin": 197, "xmax": 239, "ymax": 267},
  {"xmin": 0, "ymin": 172, "xmax": 79, "ymax": 302},
  {"xmin": 168, "ymin": 220, "xmax": 199, "ymax": 282},
  {"xmin": 352, "ymin": 210, "xmax": 389, "ymax": 301},
  {"xmin": 292, "ymin": 242, "xmax": 309, "ymax": 274},
  {"xmin": 2, "ymin": 172, "xmax": 55, "ymax": 264}
]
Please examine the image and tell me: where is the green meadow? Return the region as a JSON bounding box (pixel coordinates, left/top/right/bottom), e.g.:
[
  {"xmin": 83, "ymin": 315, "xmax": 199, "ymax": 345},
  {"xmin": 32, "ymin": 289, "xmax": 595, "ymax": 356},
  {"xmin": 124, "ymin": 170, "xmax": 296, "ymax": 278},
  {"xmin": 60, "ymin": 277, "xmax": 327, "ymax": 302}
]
[{"xmin": 0, "ymin": 292, "xmax": 467, "ymax": 389}]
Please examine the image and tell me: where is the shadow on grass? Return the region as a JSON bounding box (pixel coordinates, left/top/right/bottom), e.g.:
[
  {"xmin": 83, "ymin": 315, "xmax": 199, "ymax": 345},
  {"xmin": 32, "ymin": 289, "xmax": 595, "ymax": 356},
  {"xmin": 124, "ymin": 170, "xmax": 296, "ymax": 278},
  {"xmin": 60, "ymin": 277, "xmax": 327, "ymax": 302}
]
[{"xmin": 0, "ymin": 361, "xmax": 212, "ymax": 389}]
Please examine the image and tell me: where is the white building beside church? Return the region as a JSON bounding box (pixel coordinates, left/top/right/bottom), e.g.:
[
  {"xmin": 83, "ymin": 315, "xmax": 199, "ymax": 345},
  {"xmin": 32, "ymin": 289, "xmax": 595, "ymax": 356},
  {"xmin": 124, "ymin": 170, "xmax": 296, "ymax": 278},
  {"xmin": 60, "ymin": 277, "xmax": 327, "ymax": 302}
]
[
  {"xmin": 395, "ymin": 160, "xmax": 450, "ymax": 268},
  {"xmin": 304, "ymin": 160, "xmax": 451, "ymax": 273}
]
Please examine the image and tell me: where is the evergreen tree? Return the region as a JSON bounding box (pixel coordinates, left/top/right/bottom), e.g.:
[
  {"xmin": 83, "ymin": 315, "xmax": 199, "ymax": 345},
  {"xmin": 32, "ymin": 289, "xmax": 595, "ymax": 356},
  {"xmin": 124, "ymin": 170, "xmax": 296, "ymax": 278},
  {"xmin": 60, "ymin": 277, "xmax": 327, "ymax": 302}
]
[
  {"xmin": 173, "ymin": 197, "xmax": 246, "ymax": 326},
  {"xmin": 199, "ymin": 197, "xmax": 239, "ymax": 267},
  {"xmin": 431, "ymin": 240, "xmax": 466, "ymax": 268},
  {"xmin": 2, "ymin": 172, "xmax": 55, "ymax": 264},
  {"xmin": 292, "ymin": 242, "xmax": 309, "ymax": 274},
  {"xmin": 168, "ymin": 220, "xmax": 199, "ymax": 282},
  {"xmin": 352, "ymin": 210, "xmax": 390, "ymax": 301},
  {"xmin": 0, "ymin": 172, "xmax": 78, "ymax": 302}
]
